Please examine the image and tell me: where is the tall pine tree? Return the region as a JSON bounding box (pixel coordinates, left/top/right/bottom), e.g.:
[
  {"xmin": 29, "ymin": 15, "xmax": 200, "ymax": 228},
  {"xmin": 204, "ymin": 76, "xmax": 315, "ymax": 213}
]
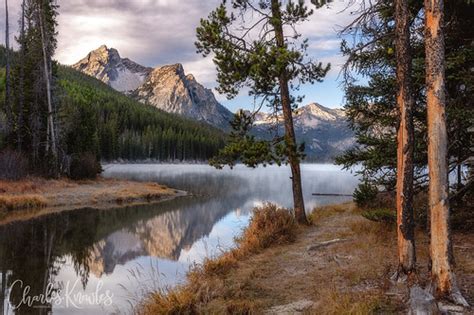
[{"xmin": 196, "ymin": 0, "xmax": 329, "ymax": 224}]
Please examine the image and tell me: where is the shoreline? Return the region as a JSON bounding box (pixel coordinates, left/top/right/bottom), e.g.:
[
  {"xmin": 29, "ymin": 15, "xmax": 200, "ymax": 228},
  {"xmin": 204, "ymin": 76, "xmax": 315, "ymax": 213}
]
[
  {"xmin": 0, "ymin": 177, "xmax": 186, "ymax": 225},
  {"xmin": 138, "ymin": 202, "xmax": 474, "ymax": 314}
]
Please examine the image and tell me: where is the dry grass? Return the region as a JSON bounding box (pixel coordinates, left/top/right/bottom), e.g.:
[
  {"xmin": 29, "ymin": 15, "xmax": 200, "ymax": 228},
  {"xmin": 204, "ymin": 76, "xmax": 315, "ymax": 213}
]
[
  {"xmin": 314, "ymin": 287, "xmax": 389, "ymax": 315},
  {"xmin": 0, "ymin": 194, "xmax": 48, "ymax": 211},
  {"xmin": 0, "ymin": 177, "xmax": 176, "ymax": 220},
  {"xmin": 309, "ymin": 202, "xmax": 353, "ymax": 224},
  {"xmin": 0, "ymin": 177, "xmax": 76, "ymax": 194}
]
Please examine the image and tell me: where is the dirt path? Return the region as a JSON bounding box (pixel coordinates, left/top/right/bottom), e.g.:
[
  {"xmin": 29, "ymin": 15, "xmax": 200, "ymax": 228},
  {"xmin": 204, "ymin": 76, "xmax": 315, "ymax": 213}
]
[
  {"xmin": 216, "ymin": 203, "xmax": 474, "ymax": 314},
  {"xmin": 0, "ymin": 177, "xmax": 184, "ymax": 224}
]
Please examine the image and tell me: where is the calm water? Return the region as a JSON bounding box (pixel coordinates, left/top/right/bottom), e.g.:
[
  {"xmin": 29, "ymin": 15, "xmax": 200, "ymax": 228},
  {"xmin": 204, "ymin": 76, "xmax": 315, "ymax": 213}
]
[{"xmin": 0, "ymin": 164, "xmax": 359, "ymax": 314}]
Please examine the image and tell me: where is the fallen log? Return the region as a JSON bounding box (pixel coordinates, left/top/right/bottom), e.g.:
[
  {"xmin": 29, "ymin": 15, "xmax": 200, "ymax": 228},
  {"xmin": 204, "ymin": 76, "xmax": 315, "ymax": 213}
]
[
  {"xmin": 306, "ymin": 238, "xmax": 348, "ymax": 252},
  {"xmin": 312, "ymin": 193, "xmax": 353, "ymax": 197}
]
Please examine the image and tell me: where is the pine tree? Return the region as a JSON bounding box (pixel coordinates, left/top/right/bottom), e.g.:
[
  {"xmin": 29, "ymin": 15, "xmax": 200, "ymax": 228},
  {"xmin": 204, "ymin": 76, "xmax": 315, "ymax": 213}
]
[
  {"xmin": 196, "ymin": 0, "xmax": 329, "ymax": 224},
  {"xmin": 336, "ymin": 0, "xmax": 473, "ymax": 195}
]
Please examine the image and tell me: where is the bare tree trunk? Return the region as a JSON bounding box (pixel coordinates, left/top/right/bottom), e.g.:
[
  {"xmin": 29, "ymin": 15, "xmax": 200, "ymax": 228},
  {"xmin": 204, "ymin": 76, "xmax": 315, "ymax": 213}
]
[
  {"xmin": 4, "ymin": 0, "xmax": 12, "ymax": 137},
  {"xmin": 17, "ymin": 0, "xmax": 26, "ymax": 152},
  {"xmin": 271, "ymin": 0, "xmax": 307, "ymax": 224},
  {"xmin": 395, "ymin": 0, "xmax": 416, "ymax": 276},
  {"xmin": 424, "ymin": 0, "xmax": 468, "ymax": 306},
  {"xmin": 38, "ymin": 2, "xmax": 58, "ymax": 170}
]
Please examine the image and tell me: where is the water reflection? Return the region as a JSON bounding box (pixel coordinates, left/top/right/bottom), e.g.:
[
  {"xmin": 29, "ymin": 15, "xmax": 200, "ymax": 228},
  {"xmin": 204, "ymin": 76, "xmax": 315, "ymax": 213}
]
[{"xmin": 0, "ymin": 164, "xmax": 358, "ymax": 314}]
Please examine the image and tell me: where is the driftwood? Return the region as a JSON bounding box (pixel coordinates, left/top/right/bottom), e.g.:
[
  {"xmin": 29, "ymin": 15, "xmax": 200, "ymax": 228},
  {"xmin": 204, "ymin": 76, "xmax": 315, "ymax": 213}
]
[
  {"xmin": 408, "ymin": 286, "xmax": 438, "ymax": 315},
  {"xmin": 306, "ymin": 238, "xmax": 347, "ymax": 252}
]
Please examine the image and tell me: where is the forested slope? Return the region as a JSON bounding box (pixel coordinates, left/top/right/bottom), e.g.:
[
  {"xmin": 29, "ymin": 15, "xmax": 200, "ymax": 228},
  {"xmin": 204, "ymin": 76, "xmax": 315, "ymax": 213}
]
[
  {"xmin": 0, "ymin": 46, "xmax": 226, "ymax": 162},
  {"xmin": 57, "ymin": 66, "xmax": 226, "ymax": 161}
]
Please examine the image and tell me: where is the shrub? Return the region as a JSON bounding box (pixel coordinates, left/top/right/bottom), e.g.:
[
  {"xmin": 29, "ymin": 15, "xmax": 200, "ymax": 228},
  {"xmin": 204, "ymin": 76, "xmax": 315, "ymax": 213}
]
[
  {"xmin": 69, "ymin": 152, "xmax": 102, "ymax": 180},
  {"xmin": 361, "ymin": 208, "xmax": 396, "ymax": 224},
  {"xmin": 353, "ymin": 181, "xmax": 378, "ymax": 207},
  {"xmin": 236, "ymin": 203, "xmax": 297, "ymax": 255},
  {"xmin": 0, "ymin": 149, "xmax": 29, "ymax": 180}
]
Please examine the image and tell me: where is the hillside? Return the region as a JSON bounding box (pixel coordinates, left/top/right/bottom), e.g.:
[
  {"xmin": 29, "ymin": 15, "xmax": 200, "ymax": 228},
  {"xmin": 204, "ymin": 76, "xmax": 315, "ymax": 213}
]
[{"xmin": 58, "ymin": 66, "xmax": 226, "ymax": 161}]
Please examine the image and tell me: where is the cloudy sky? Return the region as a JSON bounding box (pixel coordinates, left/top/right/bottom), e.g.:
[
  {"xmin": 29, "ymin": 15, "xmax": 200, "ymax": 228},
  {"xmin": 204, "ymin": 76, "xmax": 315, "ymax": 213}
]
[{"xmin": 3, "ymin": 0, "xmax": 360, "ymax": 111}]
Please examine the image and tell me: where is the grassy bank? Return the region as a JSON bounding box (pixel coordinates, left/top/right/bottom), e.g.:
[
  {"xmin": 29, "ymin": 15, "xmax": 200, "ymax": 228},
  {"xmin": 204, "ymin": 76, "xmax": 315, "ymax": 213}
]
[
  {"xmin": 138, "ymin": 202, "xmax": 474, "ymax": 314},
  {"xmin": 0, "ymin": 177, "xmax": 181, "ymax": 223}
]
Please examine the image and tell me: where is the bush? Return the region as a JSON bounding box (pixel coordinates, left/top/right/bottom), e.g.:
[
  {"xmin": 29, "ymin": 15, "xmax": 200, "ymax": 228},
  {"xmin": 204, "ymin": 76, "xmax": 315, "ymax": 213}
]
[
  {"xmin": 0, "ymin": 149, "xmax": 29, "ymax": 180},
  {"xmin": 361, "ymin": 208, "xmax": 396, "ymax": 224},
  {"xmin": 353, "ymin": 181, "xmax": 379, "ymax": 207},
  {"xmin": 69, "ymin": 152, "xmax": 102, "ymax": 180},
  {"xmin": 236, "ymin": 203, "xmax": 297, "ymax": 255}
]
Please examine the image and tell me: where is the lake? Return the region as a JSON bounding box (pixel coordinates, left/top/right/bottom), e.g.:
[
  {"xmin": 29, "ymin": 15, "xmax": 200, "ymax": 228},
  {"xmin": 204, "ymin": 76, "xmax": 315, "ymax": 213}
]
[{"xmin": 0, "ymin": 164, "xmax": 359, "ymax": 314}]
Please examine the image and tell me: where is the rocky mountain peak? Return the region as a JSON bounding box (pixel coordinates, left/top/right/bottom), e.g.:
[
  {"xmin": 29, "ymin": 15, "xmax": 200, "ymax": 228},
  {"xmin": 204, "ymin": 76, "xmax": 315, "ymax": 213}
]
[
  {"xmin": 134, "ymin": 62, "xmax": 233, "ymax": 128},
  {"xmin": 73, "ymin": 46, "xmax": 233, "ymax": 128},
  {"xmin": 73, "ymin": 45, "xmax": 152, "ymax": 92},
  {"xmin": 296, "ymin": 102, "xmax": 344, "ymax": 121}
]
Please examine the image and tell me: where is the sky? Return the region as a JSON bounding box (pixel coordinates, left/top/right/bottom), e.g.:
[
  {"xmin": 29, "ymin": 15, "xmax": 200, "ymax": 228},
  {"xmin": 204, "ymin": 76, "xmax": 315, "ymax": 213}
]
[{"xmin": 2, "ymin": 0, "xmax": 361, "ymax": 112}]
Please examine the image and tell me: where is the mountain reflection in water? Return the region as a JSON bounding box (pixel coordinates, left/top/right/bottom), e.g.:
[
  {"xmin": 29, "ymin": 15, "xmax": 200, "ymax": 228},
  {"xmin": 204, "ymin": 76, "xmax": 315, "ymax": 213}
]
[{"xmin": 0, "ymin": 164, "xmax": 358, "ymax": 314}]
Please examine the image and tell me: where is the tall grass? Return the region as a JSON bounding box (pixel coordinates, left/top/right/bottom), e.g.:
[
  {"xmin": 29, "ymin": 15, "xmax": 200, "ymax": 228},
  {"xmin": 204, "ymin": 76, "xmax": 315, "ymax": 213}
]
[{"xmin": 0, "ymin": 195, "xmax": 48, "ymax": 211}]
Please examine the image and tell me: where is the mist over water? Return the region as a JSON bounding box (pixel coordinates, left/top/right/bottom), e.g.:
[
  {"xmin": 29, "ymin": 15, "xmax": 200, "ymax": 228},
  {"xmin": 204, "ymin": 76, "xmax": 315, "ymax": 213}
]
[{"xmin": 0, "ymin": 164, "xmax": 359, "ymax": 314}]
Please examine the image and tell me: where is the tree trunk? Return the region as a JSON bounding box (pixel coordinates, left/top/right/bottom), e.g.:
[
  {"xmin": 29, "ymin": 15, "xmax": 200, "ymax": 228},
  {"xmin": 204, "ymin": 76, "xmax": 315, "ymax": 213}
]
[
  {"xmin": 395, "ymin": 0, "xmax": 416, "ymax": 276},
  {"xmin": 38, "ymin": 2, "xmax": 58, "ymax": 172},
  {"xmin": 270, "ymin": 0, "xmax": 307, "ymax": 224},
  {"xmin": 424, "ymin": 0, "xmax": 468, "ymax": 306},
  {"xmin": 4, "ymin": 0, "xmax": 12, "ymax": 137},
  {"xmin": 18, "ymin": 0, "xmax": 26, "ymax": 151}
]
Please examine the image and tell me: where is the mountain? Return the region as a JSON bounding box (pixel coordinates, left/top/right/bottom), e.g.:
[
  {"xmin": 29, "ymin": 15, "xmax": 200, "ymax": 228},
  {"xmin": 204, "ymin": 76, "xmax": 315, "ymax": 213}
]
[
  {"xmin": 73, "ymin": 46, "xmax": 233, "ymax": 129},
  {"xmin": 249, "ymin": 103, "xmax": 355, "ymax": 161},
  {"xmin": 57, "ymin": 65, "xmax": 226, "ymax": 161},
  {"xmin": 72, "ymin": 45, "xmax": 152, "ymax": 92}
]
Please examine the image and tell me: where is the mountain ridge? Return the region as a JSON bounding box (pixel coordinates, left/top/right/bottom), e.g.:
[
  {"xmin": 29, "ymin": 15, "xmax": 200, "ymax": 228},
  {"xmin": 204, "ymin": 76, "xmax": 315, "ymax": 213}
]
[
  {"xmin": 72, "ymin": 46, "xmax": 354, "ymax": 160},
  {"xmin": 73, "ymin": 46, "xmax": 233, "ymax": 129},
  {"xmin": 247, "ymin": 102, "xmax": 354, "ymax": 161}
]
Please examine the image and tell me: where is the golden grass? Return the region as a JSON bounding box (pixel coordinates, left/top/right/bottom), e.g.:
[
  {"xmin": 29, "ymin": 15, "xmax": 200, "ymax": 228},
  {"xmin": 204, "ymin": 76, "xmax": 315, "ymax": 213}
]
[
  {"xmin": 0, "ymin": 177, "xmax": 78, "ymax": 194},
  {"xmin": 0, "ymin": 194, "xmax": 48, "ymax": 211},
  {"xmin": 314, "ymin": 287, "xmax": 395, "ymax": 315},
  {"xmin": 309, "ymin": 202, "xmax": 353, "ymax": 224}
]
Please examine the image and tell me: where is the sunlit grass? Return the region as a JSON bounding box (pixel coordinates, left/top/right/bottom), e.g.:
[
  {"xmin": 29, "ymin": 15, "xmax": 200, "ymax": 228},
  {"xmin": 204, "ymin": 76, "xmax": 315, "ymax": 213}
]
[{"xmin": 0, "ymin": 194, "xmax": 48, "ymax": 211}]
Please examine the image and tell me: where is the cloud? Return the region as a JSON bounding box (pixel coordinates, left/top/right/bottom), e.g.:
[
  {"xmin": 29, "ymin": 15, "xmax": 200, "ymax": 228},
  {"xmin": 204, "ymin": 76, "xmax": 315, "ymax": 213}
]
[{"xmin": 1, "ymin": 0, "xmax": 361, "ymax": 108}]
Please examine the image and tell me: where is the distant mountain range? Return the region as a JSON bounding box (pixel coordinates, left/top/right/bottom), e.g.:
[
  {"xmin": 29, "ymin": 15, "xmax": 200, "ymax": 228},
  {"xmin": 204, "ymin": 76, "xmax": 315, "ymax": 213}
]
[
  {"xmin": 248, "ymin": 103, "xmax": 355, "ymax": 161},
  {"xmin": 73, "ymin": 45, "xmax": 354, "ymax": 160}
]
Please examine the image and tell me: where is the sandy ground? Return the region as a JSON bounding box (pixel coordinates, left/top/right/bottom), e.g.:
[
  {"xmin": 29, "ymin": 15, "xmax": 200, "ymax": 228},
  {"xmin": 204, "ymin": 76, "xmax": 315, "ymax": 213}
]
[
  {"xmin": 205, "ymin": 203, "xmax": 474, "ymax": 314},
  {"xmin": 0, "ymin": 177, "xmax": 184, "ymax": 224}
]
